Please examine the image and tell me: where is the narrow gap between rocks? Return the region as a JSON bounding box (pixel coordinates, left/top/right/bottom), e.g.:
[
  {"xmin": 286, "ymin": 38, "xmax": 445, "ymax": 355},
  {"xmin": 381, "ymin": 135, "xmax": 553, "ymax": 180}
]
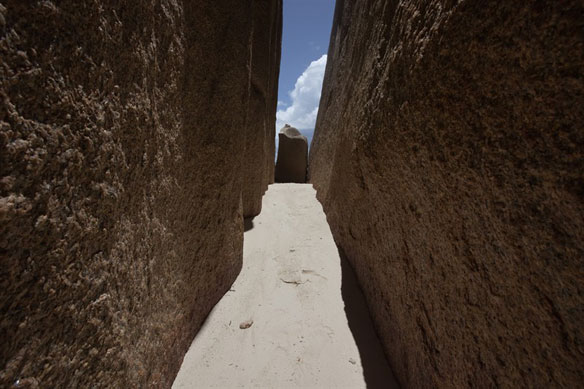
[{"xmin": 173, "ymin": 184, "xmax": 399, "ymax": 388}]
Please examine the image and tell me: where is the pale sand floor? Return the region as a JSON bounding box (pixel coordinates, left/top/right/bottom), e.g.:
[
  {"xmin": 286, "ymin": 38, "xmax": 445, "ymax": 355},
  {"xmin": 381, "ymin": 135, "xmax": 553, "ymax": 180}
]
[{"xmin": 172, "ymin": 184, "xmax": 398, "ymax": 388}]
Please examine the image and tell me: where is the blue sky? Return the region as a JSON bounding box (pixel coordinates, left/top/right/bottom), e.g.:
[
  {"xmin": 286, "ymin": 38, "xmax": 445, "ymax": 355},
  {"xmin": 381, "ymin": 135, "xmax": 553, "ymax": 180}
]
[{"xmin": 276, "ymin": 0, "xmax": 335, "ymax": 131}]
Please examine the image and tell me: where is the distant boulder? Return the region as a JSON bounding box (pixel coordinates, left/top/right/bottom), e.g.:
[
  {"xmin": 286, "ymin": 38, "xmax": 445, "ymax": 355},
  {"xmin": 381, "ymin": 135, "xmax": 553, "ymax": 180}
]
[{"xmin": 275, "ymin": 124, "xmax": 308, "ymax": 183}]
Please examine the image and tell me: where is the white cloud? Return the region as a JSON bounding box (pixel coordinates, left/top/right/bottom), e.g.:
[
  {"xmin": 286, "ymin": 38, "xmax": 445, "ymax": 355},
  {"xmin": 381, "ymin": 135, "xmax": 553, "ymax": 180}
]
[{"xmin": 276, "ymin": 54, "xmax": 327, "ymax": 131}]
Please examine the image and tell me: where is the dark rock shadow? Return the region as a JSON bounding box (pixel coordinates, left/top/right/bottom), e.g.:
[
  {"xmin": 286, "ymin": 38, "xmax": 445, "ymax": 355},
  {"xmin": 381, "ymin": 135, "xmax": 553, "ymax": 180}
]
[
  {"xmin": 339, "ymin": 248, "xmax": 400, "ymax": 389},
  {"xmin": 244, "ymin": 217, "xmax": 254, "ymax": 232}
]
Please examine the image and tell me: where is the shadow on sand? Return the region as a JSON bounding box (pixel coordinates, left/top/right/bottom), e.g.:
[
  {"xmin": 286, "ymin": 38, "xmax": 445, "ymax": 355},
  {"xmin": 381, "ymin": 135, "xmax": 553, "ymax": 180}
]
[{"xmin": 339, "ymin": 248, "xmax": 400, "ymax": 389}]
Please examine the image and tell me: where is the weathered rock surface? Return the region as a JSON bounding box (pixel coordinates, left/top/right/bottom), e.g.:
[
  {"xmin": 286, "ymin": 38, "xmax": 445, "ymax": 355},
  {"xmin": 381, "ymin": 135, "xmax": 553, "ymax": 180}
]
[
  {"xmin": 311, "ymin": 0, "xmax": 584, "ymax": 387},
  {"xmin": 0, "ymin": 1, "xmax": 281, "ymax": 387},
  {"xmin": 275, "ymin": 125, "xmax": 308, "ymax": 183},
  {"xmin": 242, "ymin": 0, "xmax": 282, "ymax": 218}
]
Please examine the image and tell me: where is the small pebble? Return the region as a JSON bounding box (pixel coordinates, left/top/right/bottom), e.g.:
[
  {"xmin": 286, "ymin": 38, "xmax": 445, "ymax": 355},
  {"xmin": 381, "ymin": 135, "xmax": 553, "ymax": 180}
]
[{"xmin": 239, "ymin": 320, "xmax": 253, "ymax": 329}]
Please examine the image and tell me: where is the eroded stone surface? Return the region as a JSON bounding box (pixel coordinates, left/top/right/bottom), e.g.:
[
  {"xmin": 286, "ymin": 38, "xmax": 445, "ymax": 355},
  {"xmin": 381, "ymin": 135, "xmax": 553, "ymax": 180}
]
[
  {"xmin": 242, "ymin": 0, "xmax": 282, "ymax": 218},
  {"xmin": 275, "ymin": 125, "xmax": 308, "ymax": 183},
  {"xmin": 310, "ymin": 0, "xmax": 584, "ymax": 387},
  {"xmin": 0, "ymin": 1, "xmax": 281, "ymax": 387}
]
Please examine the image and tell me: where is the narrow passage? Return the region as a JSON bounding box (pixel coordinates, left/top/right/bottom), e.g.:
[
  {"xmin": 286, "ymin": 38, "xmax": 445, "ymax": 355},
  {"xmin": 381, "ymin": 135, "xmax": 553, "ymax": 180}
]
[{"xmin": 173, "ymin": 184, "xmax": 398, "ymax": 388}]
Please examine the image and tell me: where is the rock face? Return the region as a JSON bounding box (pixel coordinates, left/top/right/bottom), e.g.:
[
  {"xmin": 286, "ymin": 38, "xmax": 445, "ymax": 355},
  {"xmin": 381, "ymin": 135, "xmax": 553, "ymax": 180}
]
[
  {"xmin": 242, "ymin": 0, "xmax": 282, "ymax": 217},
  {"xmin": 310, "ymin": 0, "xmax": 583, "ymax": 387},
  {"xmin": 0, "ymin": 1, "xmax": 281, "ymax": 387},
  {"xmin": 275, "ymin": 125, "xmax": 308, "ymax": 183}
]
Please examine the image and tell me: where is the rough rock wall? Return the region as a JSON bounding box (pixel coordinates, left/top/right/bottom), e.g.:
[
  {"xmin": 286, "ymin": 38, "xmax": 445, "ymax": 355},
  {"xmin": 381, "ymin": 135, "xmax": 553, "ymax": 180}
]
[
  {"xmin": 275, "ymin": 125, "xmax": 308, "ymax": 183},
  {"xmin": 0, "ymin": 1, "xmax": 281, "ymax": 387},
  {"xmin": 310, "ymin": 0, "xmax": 584, "ymax": 387},
  {"xmin": 242, "ymin": 0, "xmax": 282, "ymax": 218}
]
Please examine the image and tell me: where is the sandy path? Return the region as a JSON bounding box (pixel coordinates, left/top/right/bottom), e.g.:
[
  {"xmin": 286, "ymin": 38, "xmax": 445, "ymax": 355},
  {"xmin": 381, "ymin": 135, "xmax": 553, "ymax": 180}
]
[{"xmin": 173, "ymin": 184, "xmax": 398, "ymax": 388}]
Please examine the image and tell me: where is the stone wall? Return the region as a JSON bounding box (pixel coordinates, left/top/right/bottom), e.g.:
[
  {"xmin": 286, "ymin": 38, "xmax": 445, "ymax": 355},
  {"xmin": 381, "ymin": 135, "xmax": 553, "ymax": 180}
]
[
  {"xmin": 310, "ymin": 0, "xmax": 583, "ymax": 387},
  {"xmin": 0, "ymin": 0, "xmax": 281, "ymax": 387},
  {"xmin": 243, "ymin": 0, "xmax": 282, "ymax": 218}
]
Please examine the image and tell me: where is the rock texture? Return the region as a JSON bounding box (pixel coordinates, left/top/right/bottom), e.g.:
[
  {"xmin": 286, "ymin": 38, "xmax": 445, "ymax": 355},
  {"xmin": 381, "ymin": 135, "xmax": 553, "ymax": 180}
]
[
  {"xmin": 0, "ymin": 1, "xmax": 281, "ymax": 387},
  {"xmin": 310, "ymin": 0, "xmax": 584, "ymax": 387},
  {"xmin": 275, "ymin": 125, "xmax": 308, "ymax": 183},
  {"xmin": 242, "ymin": 0, "xmax": 282, "ymax": 218}
]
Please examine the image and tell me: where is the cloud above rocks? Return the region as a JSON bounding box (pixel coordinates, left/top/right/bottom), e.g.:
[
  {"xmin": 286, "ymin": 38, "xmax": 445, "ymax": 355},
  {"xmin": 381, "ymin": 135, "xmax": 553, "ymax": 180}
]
[{"xmin": 276, "ymin": 54, "xmax": 327, "ymax": 131}]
